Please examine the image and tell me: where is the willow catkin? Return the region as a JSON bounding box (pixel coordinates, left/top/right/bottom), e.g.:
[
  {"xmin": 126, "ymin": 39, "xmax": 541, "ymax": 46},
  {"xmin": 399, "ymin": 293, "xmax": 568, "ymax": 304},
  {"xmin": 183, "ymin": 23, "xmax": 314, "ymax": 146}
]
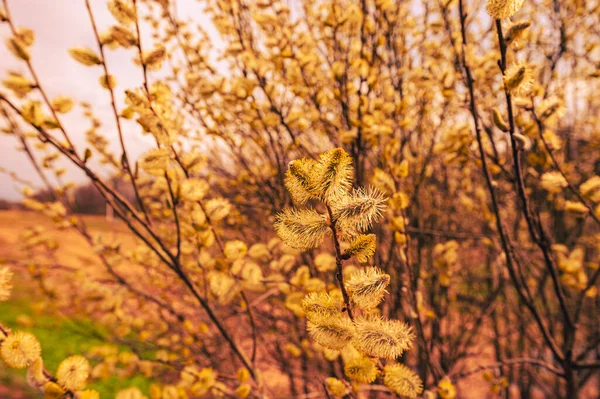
[
  {"xmin": 2, "ymin": 74, "xmax": 34, "ymax": 96},
  {"xmin": 301, "ymin": 291, "xmax": 343, "ymax": 322},
  {"xmin": 331, "ymin": 187, "xmax": 387, "ymax": 232},
  {"xmin": 6, "ymin": 36, "xmax": 30, "ymax": 61},
  {"xmin": 312, "ymin": 148, "xmax": 354, "ymax": 202},
  {"xmin": 0, "ymin": 331, "xmax": 42, "ymax": 368},
  {"xmin": 383, "ymin": 363, "xmax": 424, "ymax": 398},
  {"xmin": 274, "ymin": 207, "xmax": 329, "ymax": 250},
  {"xmin": 107, "ymin": 0, "xmax": 136, "ymax": 25},
  {"xmin": 68, "ymin": 47, "xmax": 102, "ymax": 66},
  {"xmin": 492, "ymin": 108, "xmax": 509, "ymax": 132},
  {"xmin": 344, "ymin": 356, "xmax": 378, "ymax": 383},
  {"xmin": 346, "ymin": 267, "xmax": 390, "ymax": 310},
  {"xmin": 345, "ymin": 234, "xmax": 377, "ymax": 262},
  {"xmin": 503, "ymin": 62, "xmax": 535, "ymax": 96},
  {"xmin": 307, "ymin": 316, "xmax": 355, "ymax": 350},
  {"xmin": 505, "ymin": 20, "xmax": 531, "ymax": 44},
  {"xmin": 486, "ymin": 0, "xmax": 526, "ymax": 20},
  {"xmin": 285, "ymin": 158, "xmax": 319, "ymax": 204},
  {"xmin": 0, "ymin": 267, "xmax": 13, "ymax": 302},
  {"xmin": 56, "ymin": 355, "xmax": 91, "ymax": 391},
  {"xmin": 352, "ymin": 316, "xmax": 414, "ymax": 359}
]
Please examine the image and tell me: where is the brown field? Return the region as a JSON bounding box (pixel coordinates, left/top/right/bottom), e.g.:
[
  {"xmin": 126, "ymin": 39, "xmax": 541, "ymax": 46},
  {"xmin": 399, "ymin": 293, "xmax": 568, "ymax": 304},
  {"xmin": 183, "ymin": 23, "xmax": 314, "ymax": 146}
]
[{"xmin": 0, "ymin": 210, "xmax": 598, "ymax": 398}]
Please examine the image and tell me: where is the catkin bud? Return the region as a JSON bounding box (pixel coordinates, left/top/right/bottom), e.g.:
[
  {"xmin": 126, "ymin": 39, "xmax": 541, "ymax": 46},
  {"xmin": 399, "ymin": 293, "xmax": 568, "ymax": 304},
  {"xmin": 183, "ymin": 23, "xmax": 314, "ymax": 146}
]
[
  {"xmin": 69, "ymin": 47, "xmax": 102, "ymax": 66},
  {"xmin": 492, "ymin": 108, "xmax": 509, "ymax": 132},
  {"xmin": 6, "ymin": 37, "xmax": 30, "ymax": 61},
  {"xmin": 504, "ymin": 62, "xmax": 534, "ymax": 96},
  {"xmin": 505, "ymin": 21, "xmax": 531, "ymax": 44},
  {"xmin": 513, "ymin": 133, "xmax": 531, "ymax": 151}
]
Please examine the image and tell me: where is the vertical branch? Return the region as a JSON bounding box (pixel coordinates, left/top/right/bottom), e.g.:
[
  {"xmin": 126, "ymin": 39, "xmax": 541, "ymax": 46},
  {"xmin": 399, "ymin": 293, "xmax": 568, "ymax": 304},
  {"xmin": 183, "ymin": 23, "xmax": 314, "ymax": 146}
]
[
  {"xmin": 456, "ymin": 0, "xmax": 564, "ymax": 364},
  {"xmin": 493, "ymin": 20, "xmax": 573, "ymax": 331},
  {"xmin": 326, "ymin": 204, "xmax": 354, "ymax": 320}
]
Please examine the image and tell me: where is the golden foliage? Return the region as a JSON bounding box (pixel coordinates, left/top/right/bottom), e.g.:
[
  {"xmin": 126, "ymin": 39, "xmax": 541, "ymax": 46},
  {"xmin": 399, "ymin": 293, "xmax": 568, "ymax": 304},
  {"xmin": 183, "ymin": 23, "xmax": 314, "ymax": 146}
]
[{"xmin": 1, "ymin": 0, "xmax": 598, "ymax": 396}]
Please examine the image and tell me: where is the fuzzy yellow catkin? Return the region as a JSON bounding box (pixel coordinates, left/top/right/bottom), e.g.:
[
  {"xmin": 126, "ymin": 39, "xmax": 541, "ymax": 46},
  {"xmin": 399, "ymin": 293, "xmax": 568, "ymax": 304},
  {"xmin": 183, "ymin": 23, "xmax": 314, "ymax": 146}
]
[
  {"xmin": 504, "ymin": 62, "xmax": 534, "ymax": 96},
  {"xmin": 108, "ymin": 0, "xmax": 136, "ymax": 25},
  {"xmin": 51, "ymin": 96, "xmax": 74, "ymax": 114},
  {"xmin": 312, "ymin": 148, "xmax": 354, "ymax": 202},
  {"xmin": 26, "ymin": 358, "xmax": 47, "ymax": 388},
  {"xmin": 17, "ymin": 28, "xmax": 35, "ymax": 46},
  {"xmin": 44, "ymin": 381, "xmax": 65, "ymax": 399},
  {"xmin": 512, "ymin": 133, "xmax": 531, "ymax": 151},
  {"xmin": 274, "ymin": 207, "xmax": 329, "ymax": 250},
  {"xmin": 0, "ymin": 331, "xmax": 42, "ymax": 368},
  {"xmin": 505, "ymin": 20, "xmax": 530, "ymax": 44},
  {"xmin": 6, "ymin": 36, "xmax": 30, "ymax": 61},
  {"xmin": 539, "ymin": 97, "xmax": 566, "ymax": 121},
  {"xmin": 56, "ymin": 355, "xmax": 90, "ymax": 391},
  {"xmin": 383, "ymin": 363, "xmax": 424, "ymax": 398},
  {"xmin": 486, "ymin": 0, "xmax": 526, "ymax": 20},
  {"xmin": 438, "ymin": 377, "xmax": 457, "ymax": 399},
  {"xmin": 77, "ymin": 390, "xmax": 100, "ymax": 399},
  {"xmin": 302, "ymin": 292, "xmax": 343, "ymax": 322},
  {"xmin": 0, "ymin": 266, "xmax": 13, "ymax": 301},
  {"xmin": 68, "ymin": 47, "xmax": 102, "ymax": 66},
  {"xmin": 2, "ymin": 74, "xmax": 34, "ymax": 95},
  {"xmin": 307, "ymin": 317, "xmax": 355, "ymax": 350},
  {"xmin": 99, "ymin": 74, "xmax": 117, "ymax": 90},
  {"xmin": 325, "ymin": 378, "xmax": 348, "ymax": 397},
  {"xmin": 345, "ymin": 234, "xmax": 377, "ymax": 262},
  {"xmin": 352, "ymin": 317, "xmax": 414, "ymax": 359},
  {"xmin": 144, "ymin": 46, "xmax": 166, "ymax": 70},
  {"xmin": 285, "ymin": 158, "xmax": 319, "ymax": 204},
  {"xmin": 140, "ymin": 148, "xmax": 170, "ymax": 176},
  {"xmin": 108, "ymin": 25, "xmax": 137, "ymax": 48},
  {"xmin": 346, "ymin": 267, "xmax": 390, "ymax": 310},
  {"xmin": 21, "ymin": 101, "xmax": 44, "ymax": 127},
  {"xmin": 331, "ymin": 186, "xmax": 387, "ymax": 232},
  {"xmin": 344, "ymin": 356, "xmax": 378, "ymax": 383}
]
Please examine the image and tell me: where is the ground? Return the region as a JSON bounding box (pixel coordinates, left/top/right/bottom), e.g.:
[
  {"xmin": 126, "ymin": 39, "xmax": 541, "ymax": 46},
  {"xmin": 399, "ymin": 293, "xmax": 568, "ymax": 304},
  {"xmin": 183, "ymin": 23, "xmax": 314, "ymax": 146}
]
[{"xmin": 0, "ymin": 210, "xmax": 151, "ymax": 398}]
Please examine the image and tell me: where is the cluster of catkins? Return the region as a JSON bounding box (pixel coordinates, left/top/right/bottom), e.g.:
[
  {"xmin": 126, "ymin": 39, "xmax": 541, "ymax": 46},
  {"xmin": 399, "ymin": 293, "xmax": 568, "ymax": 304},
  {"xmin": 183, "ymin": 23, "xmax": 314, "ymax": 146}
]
[{"xmin": 275, "ymin": 148, "xmax": 423, "ymax": 398}]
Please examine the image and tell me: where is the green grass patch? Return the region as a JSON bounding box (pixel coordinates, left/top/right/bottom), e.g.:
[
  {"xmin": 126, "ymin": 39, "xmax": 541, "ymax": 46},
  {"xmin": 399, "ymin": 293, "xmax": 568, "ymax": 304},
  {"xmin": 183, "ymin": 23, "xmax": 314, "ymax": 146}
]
[{"xmin": 0, "ymin": 299, "xmax": 152, "ymax": 397}]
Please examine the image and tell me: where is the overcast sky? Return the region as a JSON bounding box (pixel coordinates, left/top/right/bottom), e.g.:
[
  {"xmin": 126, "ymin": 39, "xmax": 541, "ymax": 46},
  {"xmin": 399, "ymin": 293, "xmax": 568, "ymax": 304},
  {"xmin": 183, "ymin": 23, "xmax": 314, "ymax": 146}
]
[{"xmin": 0, "ymin": 0, "xmax": 212, "ymax": 200}]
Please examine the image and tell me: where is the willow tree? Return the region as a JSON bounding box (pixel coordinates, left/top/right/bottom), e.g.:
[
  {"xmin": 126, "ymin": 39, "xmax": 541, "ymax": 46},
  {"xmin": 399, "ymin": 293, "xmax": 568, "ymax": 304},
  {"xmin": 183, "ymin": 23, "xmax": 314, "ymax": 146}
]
[{"xmin": 1, "ymin": 0, "xmax": 599, "ymax": 397}]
